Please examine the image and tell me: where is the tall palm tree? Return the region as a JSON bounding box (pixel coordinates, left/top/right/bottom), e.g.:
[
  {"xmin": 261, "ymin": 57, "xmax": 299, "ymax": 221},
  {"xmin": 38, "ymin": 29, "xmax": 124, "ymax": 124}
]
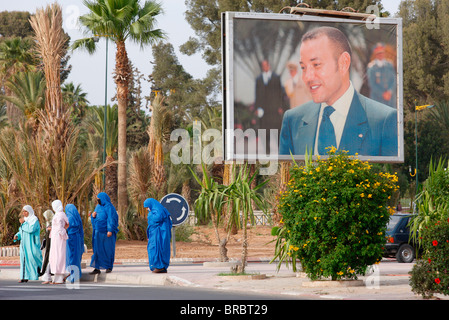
[
  {"xmin": 30, "ymin": 3, "xmax": 71, "ymax": 158},
  {"xmin": 72, "ymin": 0, "xmax": 165, "ymax": 218}
]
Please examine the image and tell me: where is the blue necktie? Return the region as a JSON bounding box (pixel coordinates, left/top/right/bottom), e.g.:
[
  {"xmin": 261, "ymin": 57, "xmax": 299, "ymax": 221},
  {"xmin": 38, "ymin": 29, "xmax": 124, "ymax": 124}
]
[{"xmin": 318, "ymin": 106, "xmax": 336, "ymax": 155}]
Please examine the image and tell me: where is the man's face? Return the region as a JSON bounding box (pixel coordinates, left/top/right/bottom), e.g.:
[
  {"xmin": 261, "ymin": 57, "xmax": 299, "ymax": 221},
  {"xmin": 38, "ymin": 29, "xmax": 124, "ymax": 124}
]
[
  {"xmin": 261, "ymin": 60, "xmax": 270, "ymax": 72},
  {"xmin": 300, "ymin": 35, "xmax": 350, "ymax": 106}
]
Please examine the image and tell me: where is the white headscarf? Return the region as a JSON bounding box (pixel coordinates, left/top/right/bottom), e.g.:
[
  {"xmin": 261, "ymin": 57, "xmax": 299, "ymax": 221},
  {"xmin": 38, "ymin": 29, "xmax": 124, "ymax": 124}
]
[
  {"xmin": 43, "ymin": 210, "xmax": 55, "ymax": 227},
  {"xmin": 51, "ymin": 199, "xmax": 64, "ymax": 213},
  {"xmin": 23, "ymin": 205, "xmax": 38, "ymax": 227}
]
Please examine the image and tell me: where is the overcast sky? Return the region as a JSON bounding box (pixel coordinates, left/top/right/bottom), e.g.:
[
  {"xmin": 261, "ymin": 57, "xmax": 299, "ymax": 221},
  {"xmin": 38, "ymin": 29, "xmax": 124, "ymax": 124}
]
[{"xmin": 2, "ymin": 0, "xmax": 401, "ymax": 106}]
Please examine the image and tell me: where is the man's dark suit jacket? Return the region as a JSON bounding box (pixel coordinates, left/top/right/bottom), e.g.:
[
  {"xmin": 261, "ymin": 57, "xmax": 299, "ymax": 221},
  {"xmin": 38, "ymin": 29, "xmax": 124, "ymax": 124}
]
[
  {"xmin": 255, "ymin": 72, "xmax": 286, "ymax": 132},
  {"xmin": 279, "ymin": 91, "xmax": 398, "ymax": 156}
]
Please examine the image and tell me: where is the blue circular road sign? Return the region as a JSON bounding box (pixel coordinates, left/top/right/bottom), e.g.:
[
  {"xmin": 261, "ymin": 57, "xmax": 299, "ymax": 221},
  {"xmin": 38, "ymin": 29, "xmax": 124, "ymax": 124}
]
[{"xmin": 160, "ymin": 193, "xmax": 189, "ymax": 226}]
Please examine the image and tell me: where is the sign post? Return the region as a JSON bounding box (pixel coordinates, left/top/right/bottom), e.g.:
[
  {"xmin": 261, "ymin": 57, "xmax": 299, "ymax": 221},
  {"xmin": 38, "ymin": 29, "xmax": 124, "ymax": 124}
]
[{"xmin": 160, "ymin": 193, "xmax": 190, "ymax": 258}]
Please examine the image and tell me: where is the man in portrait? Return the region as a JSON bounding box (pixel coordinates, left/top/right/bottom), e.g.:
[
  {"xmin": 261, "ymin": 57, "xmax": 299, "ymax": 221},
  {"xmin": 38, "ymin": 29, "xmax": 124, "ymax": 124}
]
[
  {"xmin": 279, "ymin": 26, "xmax": 397, "ymax": 157},
  {"xmin": 255, "ymin": 59, "xmax": 286, "ymax": 132}
]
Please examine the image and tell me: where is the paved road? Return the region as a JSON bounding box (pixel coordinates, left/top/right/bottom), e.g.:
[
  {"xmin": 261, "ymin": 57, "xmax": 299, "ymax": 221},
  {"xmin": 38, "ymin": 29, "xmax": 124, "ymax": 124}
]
[{"xmin": 0, "ymin": 279, "xmax": 301, "ymax": 300}]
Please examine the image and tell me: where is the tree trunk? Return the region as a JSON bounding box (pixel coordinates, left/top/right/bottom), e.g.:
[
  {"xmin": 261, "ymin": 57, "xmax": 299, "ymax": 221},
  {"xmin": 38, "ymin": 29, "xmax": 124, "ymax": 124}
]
[
  {"xmin": 115, "ymin": 40, "xmax": 131, "ymax": 219},
  {"xmin": 105, "ymin": 154, "xmax": 117, "ymax": 208},
  {"xmin": 239, "ymin": 211, "xmax": 248, "ymax": 274}
]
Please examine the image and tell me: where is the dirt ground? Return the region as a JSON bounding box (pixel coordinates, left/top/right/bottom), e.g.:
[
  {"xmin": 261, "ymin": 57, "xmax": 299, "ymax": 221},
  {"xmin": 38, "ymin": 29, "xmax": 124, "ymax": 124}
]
[
  {"xmin": 112, "ymin": 225, "xmax": 277, "ymax": 260},
  {"xmin": 1, "ymin": 226, "xmax": 277, "ymax": 262}
]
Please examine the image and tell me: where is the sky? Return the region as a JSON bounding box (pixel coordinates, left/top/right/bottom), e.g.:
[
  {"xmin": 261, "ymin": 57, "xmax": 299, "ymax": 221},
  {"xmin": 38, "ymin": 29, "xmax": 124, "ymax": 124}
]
[{"xmin": 2, "ymin": 0, "xmax": 402, "ymax": 107}]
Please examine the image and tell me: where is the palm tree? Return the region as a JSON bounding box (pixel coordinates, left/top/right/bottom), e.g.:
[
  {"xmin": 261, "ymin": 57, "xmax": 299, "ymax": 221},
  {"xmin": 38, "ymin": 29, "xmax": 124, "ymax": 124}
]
[
  {"xmin": 190, "ymin": 163, "xmax": 232, "ymax": 262},
  {"xmin": 72, "ymin": 0, "xmax": 165, "ymax": 219},
  {"xmin": 86, "ymin": 105, "xmax": 118, "ymax": 205},
  {"xmin": 0, "ymin": 37, "xmax": 37, "ymax": 123},
  {"xmin": 30, "ymin": 3, "xmax": 71, "ymax": 158},
  {"xmin": 62, "ymin": 82, "xmax": 89, "ymax": 123},
  {"xmin": 0, "ymin": 70, "xmax": 45, "ymax": 132},
  {"xmin": 227, "ymin": 164, "xmax": 268, "ymax": 273},
  {"xmin": 147, "ymin": 94, "xmax": 173, "ymax": 193},
  {"xmin": 128, "ymin": 146, "xmax": 154, "ymax": 217}
]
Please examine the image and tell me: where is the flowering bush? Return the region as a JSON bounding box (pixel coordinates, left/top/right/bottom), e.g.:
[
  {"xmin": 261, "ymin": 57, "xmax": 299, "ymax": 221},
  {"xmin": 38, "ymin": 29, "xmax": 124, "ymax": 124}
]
[
  {"xmin": 410, "ymin": 217, "xmax": 449, "ymax": 298},
  {"xmin": 273, "ymin": 148, "xmax": 398, "ymax": 280}
]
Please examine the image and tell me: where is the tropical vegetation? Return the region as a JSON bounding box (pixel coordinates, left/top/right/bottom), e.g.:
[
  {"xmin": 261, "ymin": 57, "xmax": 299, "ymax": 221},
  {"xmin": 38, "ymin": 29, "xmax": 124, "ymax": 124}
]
[
  {"xmin": 272, "ymin": 148, "xmax": 399, "ymax": 280},
  {"xmin": 409, "ymin": 158, "xmax": 449, "ymax": 298},
  {"xmin": 0, "ymin": 3, "xmax": 448, "ymax": 302}
]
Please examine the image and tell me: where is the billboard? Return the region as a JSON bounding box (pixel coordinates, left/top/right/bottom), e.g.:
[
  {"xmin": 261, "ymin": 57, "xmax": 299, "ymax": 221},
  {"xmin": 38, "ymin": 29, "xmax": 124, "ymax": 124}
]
[{"xmin": 222, "ymin": 11, "xmax": 403, "ymax": 163}]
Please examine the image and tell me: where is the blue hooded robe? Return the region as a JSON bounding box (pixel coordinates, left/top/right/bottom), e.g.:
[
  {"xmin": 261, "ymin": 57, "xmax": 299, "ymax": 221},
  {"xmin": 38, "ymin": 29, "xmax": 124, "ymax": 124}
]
[
  {"xmin": 15, "ymin": 206, "xmax": 42, "ymax": 281},
  {"xmin": 90, "ymin": 192, "xmax": 119, "ymax": 270},
  {"xmin": 144, "ymin": 198, "xmax": 172, "ymax": 271},
  {"xmin": 65, "ymin": 204, "xmax": 84, "ymax": 281}
]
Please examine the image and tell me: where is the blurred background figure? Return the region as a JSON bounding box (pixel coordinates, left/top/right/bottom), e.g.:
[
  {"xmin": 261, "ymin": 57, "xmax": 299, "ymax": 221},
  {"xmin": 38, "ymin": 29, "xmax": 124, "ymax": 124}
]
[
  {"xmin": 284, "ymin": 60, "xmax": 312, "ymax": 108},
  {"xmin": 367, "ymin": 43, "xmax": 397, "ymax": 108},
  {"xmin": 254, "ymin": 59, "xmax": 287, "ymax": 132}
]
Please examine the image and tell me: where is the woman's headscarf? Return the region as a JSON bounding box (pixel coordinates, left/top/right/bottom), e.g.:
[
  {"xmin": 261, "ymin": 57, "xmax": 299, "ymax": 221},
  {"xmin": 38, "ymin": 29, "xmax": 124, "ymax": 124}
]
[
  {"xmin": 51, "ymin": 199, "xmax": 64, "ymax": 213},
  {"xmin": 43, "ymin": 210, "xmax": 54, "ymax": 228},
  {"xmin": 94, "ymin": 192, "xmax": 119, "ymax": 233},
  {"xmin": 144, "ymin": 198, "xmax": 172, "ymax": 221},
  {"xmin": 97, "ymin": 192, "xmax": 112, "ymax": 207},
  {"xmin": 23, "ymin": 205, "xmax": 38, "ymax": 227},
  {"xmin": 65, "ymin": 204, "xmax": 83, "ymax": 234}
]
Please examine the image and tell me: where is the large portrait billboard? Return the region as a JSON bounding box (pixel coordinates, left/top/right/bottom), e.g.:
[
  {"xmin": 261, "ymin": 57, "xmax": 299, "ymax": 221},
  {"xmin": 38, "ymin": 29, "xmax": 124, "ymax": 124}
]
[{"xmin": 222, "ymin": 11, "xmax": 404, "ymax": 163}]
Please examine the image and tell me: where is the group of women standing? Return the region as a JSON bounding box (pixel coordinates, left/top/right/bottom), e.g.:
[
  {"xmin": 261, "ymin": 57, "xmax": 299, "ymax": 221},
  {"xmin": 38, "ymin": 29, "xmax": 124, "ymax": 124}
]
[
  {"xmin": 13, "ymin": 193, "xmax": 173, "ymax": 282},
  {"xmin": 14, "ymin": 200, "xmax": 85, "ymax": 284}
]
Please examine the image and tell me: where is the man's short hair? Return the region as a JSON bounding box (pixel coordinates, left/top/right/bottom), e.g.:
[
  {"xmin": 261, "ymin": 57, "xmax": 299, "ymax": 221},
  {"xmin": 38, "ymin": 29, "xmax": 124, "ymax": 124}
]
[{"xmin": 301, "ymin": 26, "xmax": 352, "ymax": 59}]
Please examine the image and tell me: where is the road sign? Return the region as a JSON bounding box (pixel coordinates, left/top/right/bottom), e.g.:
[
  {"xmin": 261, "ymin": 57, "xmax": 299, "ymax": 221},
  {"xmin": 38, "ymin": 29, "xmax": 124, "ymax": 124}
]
[{"xmin": 160, "ymin": 193, "xmax": 189, "ymax": 227}]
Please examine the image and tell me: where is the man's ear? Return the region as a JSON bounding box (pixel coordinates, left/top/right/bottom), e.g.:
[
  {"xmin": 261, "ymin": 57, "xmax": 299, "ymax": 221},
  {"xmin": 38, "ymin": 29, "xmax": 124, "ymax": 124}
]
[{"xmin": 338, "ymin": 52, "xmax": 351, "ymax": 74}]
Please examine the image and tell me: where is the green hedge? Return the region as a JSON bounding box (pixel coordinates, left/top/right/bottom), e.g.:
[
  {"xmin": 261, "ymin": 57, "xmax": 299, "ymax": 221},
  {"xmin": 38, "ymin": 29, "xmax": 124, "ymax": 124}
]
[{"xmin": 273, "ymin": 148, "xmax": 398, "ymax": 280}]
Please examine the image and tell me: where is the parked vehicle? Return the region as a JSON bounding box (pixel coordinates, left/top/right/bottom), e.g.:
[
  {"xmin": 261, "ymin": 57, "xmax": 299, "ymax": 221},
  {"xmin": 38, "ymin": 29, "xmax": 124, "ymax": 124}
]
[{"xmin": 383, "ymin": 214, "xmax": 418, "ymax": 263}]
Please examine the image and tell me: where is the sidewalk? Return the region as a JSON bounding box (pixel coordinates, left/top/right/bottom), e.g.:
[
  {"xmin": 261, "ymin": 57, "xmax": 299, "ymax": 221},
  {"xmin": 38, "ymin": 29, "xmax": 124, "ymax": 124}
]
[{"xmin": 1, "ymin": 257, "xmax": 444, "ymax": 300}]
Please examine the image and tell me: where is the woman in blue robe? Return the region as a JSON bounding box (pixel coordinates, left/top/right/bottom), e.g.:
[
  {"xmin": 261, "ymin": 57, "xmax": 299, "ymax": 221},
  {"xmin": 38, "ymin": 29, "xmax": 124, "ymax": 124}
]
[
  {"xmin": 65, "ymin": 204, "xmax": 84, "ymax": 282},
  {"xmin": 14, "ymin": 205, "xmax": 43, "ymax": 282},
  {"xmin": 144, "ymin": 198, "xmax": 172, "ymax": 273},
  {"xmin": 90, "ymin": 192, "xmax": 118, "ymax": 274}
]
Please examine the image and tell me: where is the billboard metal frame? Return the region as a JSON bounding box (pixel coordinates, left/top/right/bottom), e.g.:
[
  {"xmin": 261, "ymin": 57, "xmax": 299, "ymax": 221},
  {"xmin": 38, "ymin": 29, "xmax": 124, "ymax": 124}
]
[{"xmin": 222, "ymin": 11, "xmax": 404, "ymax": 163}]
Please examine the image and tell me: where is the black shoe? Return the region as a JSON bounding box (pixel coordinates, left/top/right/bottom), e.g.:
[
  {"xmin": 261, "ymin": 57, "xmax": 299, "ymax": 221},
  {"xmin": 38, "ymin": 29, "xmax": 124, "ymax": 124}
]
[
  {"xmin": 106, "ymin": 269, "xmax": 112, "ymax": 273},
  {"xmin": 89, "ymin": 269, "xmax": 101, "ymax": 275},
  {"xmin": 18, "ymin": 279, "xmax": 28, "ymax": 283},
  {"xmin": 152, "ymin": 268, "xmax": 167, "ymax": 273}
]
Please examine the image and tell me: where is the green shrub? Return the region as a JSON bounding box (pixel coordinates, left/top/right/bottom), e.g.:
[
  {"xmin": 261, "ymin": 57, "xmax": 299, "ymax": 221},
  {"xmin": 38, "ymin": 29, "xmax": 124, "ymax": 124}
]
[
  {"xmin": 174, "ymin": 223, "xmax": 196, "ymax": 242},
  {"xmin": 410, "ymin": 216, "xmax": 449, "ymax": 298},
  {"xmin": 273, "ymin": 148, "xmax": 398, "ymax": 280}
]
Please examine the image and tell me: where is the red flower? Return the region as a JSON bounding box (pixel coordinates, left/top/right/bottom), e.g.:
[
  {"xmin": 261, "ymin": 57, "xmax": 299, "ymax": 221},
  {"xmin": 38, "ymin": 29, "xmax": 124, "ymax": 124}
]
[
  {"xmin": 428, "ymin": 258, "xmax": 432, "ymax": 264},
  {"xmin": 435, "ymin": 278, "xmax": 441, "ymax": 284},
  {"xmin": 432, "ymin": 240, "xmax": 438, "ymax": 246}
]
